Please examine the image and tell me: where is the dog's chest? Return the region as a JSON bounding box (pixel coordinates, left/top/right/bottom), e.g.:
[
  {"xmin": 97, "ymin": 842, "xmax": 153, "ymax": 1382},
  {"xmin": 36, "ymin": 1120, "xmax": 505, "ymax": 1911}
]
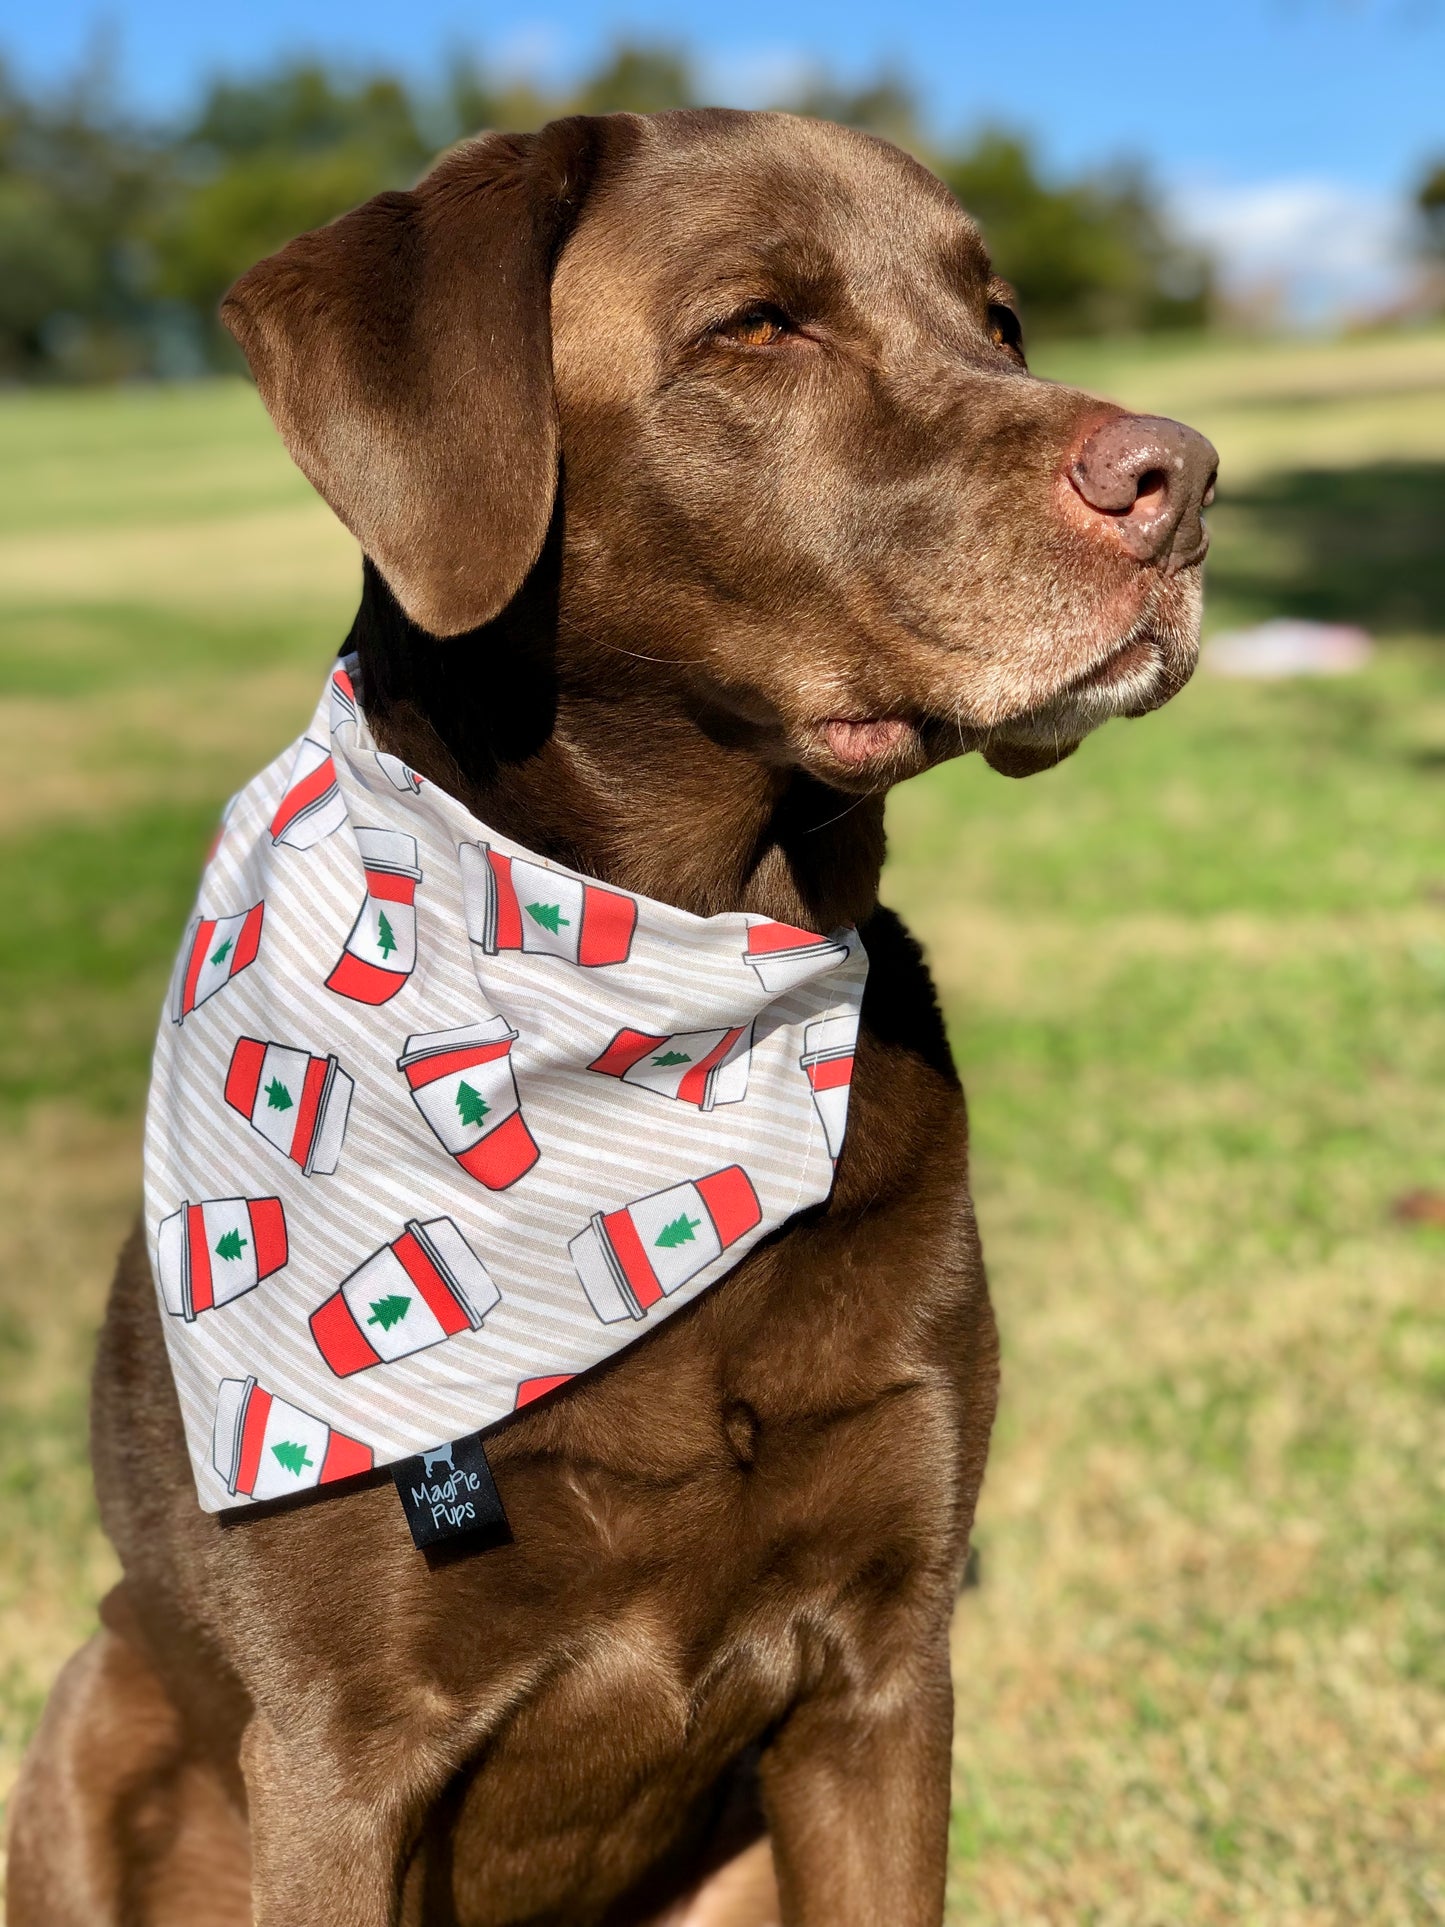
[
  {"xmin": 434, "ymin": 1360, "xmax": 949, "ymax": 1921},
  {"xmin": 415, "ymin": 1272, "xmax": 961, "ymax": 1904}
]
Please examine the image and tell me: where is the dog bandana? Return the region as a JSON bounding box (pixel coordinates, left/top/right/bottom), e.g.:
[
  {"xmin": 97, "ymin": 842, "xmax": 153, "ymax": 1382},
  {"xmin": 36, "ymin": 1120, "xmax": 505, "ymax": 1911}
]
[{"xmin": 144, "ymin": 658, "xmax": 867, "ymax": 1514}]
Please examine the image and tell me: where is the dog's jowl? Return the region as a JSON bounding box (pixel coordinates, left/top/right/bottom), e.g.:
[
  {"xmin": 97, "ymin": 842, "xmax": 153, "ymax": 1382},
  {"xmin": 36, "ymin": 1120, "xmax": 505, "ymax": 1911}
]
[{"xmin": 7, "ymin": 109, "xmax": 1215, "ymax": 1927}]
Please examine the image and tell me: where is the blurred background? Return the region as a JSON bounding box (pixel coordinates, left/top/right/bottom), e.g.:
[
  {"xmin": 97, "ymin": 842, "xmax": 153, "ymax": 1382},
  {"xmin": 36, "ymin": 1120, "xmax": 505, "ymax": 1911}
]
[{"xmin": 1, "ymin": 2, "xmax": 1442, "ymax": 1919}]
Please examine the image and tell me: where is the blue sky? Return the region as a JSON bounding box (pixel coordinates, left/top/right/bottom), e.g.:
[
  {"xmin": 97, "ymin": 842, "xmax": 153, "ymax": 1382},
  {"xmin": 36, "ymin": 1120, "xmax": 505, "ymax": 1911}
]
[{"xmin": 8, "ymin": 0, "xmax": 1442, "ymax": 317}]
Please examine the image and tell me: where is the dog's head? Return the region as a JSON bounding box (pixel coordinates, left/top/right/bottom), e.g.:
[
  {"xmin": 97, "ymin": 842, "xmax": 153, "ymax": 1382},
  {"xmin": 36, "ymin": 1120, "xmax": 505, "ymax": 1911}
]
[{"xmin": 224, "ymin": 109, "xmax": 1215, "ymax": 795}]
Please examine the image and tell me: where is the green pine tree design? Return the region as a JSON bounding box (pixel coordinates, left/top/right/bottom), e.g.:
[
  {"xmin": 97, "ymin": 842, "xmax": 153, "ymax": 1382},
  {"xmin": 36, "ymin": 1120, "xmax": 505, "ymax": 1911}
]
[
  {"xmin": 214, "ymin": 1228, "xmax": 248, "ymax": 1262},
  {"xmin": 525, "ymin": 901, "xmax": 570, "ymax": 934},
  {"xmin": 271, "ymin": 1440, "xmax": 312, "ymax": 1476},
  {"xmin": 455, "ymin": 1080, "xmax": 490, "ymax": 1128},
  {"xmin": 651, "ymin": 1050, "xmax": 692, "ymax": 1067},
  {"xmin": 367, "ymin": 1293, "xmax": 412, "ymax": 1330},
  {"xmin": 375, "ymin": 909, "xmax": 397, "ymax": 958},
  {"xmin": 655, "ymin": 1213, "xmax": 701, "ymax": 1249},
  {"xmin": 209, "ymin": 935, "xmax": 233, "ymax": 967},
  {"xmin": 264, "ymin": 1078, "xmax": 293, "ymax": 1112}
]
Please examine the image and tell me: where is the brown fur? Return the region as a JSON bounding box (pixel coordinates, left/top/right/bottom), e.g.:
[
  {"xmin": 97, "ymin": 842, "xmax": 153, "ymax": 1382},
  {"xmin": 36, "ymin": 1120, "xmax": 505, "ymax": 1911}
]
[{"xmin": 6, "ymin": 109, "xmax": 1213, "ymax": 1927}]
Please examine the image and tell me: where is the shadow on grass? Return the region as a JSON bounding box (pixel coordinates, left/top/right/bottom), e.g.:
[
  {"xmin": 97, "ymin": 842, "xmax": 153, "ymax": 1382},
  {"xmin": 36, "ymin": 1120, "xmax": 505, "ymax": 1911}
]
[{"xmin": 1206, "ymin": 461, "xmax": 1445, "ymax": 637}]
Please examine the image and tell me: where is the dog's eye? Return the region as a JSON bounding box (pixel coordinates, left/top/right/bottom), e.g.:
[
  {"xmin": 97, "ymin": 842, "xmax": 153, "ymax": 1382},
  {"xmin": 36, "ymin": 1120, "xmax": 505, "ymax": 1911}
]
[
  {"xmin": 987, "ymin": 302, "xmax": 1025, "ymax": 361},
  {"xmin": 722, "ymin": 305, "xmax": 790, "ymax": 347}
]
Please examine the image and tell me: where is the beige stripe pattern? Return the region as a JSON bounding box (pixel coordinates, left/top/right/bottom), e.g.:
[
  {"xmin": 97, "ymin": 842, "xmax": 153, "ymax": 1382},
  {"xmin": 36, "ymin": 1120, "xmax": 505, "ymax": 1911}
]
[{"xmin": 144, "ymin": 659, "xmax": 866, "ymax": 1513}]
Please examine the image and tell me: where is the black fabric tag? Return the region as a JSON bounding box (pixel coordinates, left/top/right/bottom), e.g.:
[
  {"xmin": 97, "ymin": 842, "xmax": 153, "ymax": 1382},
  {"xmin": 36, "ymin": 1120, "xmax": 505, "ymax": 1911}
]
[{"xmin": 391, "ymin": 1434, "xmax": 508, "ymax": 1550}]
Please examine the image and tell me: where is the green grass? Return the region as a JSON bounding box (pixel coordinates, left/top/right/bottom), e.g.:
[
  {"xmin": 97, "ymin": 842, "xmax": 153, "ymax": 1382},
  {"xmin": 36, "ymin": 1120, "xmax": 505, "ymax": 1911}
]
[
  {"xmin": 0, "ymin": 804, "xmax": 220, "ymax": 1111},
  {"xmin": 0, "ymin": 380, "xmax": 317, "ymax": 533},
  {"xmin": 0, "ymin": 599, "xmax": 343, "ymax": 699},
  {"xmin": 1, "ymin": 333, "xmax": 1443, "ymax": 1921}
]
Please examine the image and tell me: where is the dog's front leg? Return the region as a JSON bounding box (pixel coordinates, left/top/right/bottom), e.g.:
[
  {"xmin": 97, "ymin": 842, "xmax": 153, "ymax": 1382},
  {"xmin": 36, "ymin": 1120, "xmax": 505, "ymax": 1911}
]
[
  {"xmin": 758, "ymin": 1638, "xmax": 954, "ymax": 1927},
  {"xmin": 241, "ymin": 1711, "xmax": 422, "ymax": 1927}
]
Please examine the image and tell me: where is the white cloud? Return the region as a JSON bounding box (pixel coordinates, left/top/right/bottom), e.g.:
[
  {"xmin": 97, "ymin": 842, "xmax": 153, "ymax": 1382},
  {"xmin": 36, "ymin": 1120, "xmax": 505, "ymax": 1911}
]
[
  {"xmin": 694, "ymin": 47, "xmax": 818, "ymax": 110},
  {"xmin": 1170, "ymin": 176, "xmax": 1417, "ymax": 324},
  {"xmin": 478, "ymin": 30, "xmax": 817, "ymax": 112},
  {"xmin": 487, "ymin": 22, "xmax": 572, "ymax": 85}
]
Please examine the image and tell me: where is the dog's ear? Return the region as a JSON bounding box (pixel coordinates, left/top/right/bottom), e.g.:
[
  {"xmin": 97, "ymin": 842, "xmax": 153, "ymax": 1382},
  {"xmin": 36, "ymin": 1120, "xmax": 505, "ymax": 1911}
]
[{"xmin": 222, "ymin": 115, "xmax": 637, "ymax": 638}]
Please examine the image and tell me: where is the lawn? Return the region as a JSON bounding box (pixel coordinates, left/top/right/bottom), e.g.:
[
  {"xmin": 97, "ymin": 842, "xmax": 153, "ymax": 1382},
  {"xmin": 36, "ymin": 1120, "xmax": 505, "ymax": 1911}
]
[{"xmin": 1, "ymin": 330, "xmax": 1443, "ymax": 1923}]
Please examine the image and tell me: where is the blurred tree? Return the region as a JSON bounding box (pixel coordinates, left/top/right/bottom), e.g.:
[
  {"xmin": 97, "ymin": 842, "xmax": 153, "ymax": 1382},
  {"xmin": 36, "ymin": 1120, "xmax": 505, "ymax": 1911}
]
[
  {"xmin": 790, "ymin": 72, "xmax": 922, "ymax": 147},
  {"xmin": 187, "ymin": 64, "xmax": 426, "ymax": 160},
  {"xmin": 572, "ymin": 44, "xmax": 696, "ymax": 117},
  {"xmin": 1418, "ymin": 158, "xmax": 1445, "ymax": 256},
  {"xmin": 1413, "ymin": 158, "xmax": 1445, "ymax": 318},
  {"xmin": 940, "ymin": 130, "xmax": 1212, "ymax": 337},
  {"xmin": 442, "ymin": 55, "xmax": 551, "ymax": 144},
  {"xmin": 146, "ymin": 64, "xmax": 431, "ymax": 359},
  {"xmin": 0, "ymin": 45, "xmax": 1220, "ymax": 379},
  {"xmin": 0, "ymin": 55, "xmax": 166, "ymax": 378}
]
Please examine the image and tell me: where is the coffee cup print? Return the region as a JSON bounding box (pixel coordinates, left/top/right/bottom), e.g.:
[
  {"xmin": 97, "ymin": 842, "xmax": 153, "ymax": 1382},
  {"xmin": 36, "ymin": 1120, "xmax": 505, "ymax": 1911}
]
[
  {"xmin": 224, "ymin": 1037, "xmax": 353, "ymax": 1176},
  {"xmin": 372, "ymin": 751, "xmax": 423, "ymax": 795},
  {"xmin": 460, "ymin": 841, "xmax": 637, "ymax": 968},
  {"xmin": 325, "ymin": 827, "xmax": 422, "ymax": 1005},
  {"xmin": 212, "ymin": 1375, "xmax": 373, "ymax": 1502},
  {"xmin": 203, "ymin": 792, "xmax": 239, "ymax": 867},
  {"xmin": 310, "ymin": 1216, "xmax": 500, "ymax": 1376},
  {"xmin": 169, "ymin": 904, "xmax": 264, "ymax": 1023},
  {"xmin": 569, "ymin": 1165, "xmax": 762, "ymax": 1324},
  {"xmin": 329, "ymin": 663, "xmax": 358, "ymax": 731},
  {"xmin": 397, "ymin": 1018, "xmax": 539, "ymax": 1190},
  {"xmin": 515, "ymin": 1373, "xmax": 575, "ymax": 1410},
  {"xmin": 589, "ymin": 1023, "xmax": 753, "ymax": 1111},
  {"xmin": 156, "ymin": 1196, "xmax": 288, "ymax": 1321},
  {"xmin": 799, "ymin": 1011, "xmax": 859, "ymax": 1163},
  {"xmin": 270, "ymin": 736, "xmax": 347, "ymax": 849},
  {"xmin": 742, "ymin": 920, "xmax": 850, "ymax": 994}
]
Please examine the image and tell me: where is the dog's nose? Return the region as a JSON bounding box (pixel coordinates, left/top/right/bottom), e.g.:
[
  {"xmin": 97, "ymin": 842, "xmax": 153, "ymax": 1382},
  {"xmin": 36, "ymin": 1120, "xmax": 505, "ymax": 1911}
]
[{"xmin": 1068, "ymin": 414, "xmax": 1218, "ymax": 572}]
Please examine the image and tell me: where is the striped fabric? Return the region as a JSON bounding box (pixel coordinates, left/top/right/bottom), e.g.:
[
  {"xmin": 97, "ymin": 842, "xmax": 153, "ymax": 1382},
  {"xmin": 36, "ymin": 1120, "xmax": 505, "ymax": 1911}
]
[{"xmin": 144, "ymin": 657, "xmax": 866, "ymax": 1514}]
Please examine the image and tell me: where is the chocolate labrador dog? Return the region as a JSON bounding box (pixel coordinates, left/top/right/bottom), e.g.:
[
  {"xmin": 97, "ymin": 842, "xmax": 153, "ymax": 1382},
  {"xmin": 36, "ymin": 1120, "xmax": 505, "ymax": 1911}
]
[{"xmin": 6, "ymin": 109, "xmax": 1215, "ymax": 1927}]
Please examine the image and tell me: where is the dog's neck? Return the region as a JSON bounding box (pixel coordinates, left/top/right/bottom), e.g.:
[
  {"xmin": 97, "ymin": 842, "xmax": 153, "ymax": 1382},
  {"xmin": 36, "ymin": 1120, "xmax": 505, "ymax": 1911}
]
[{"xmin": 348, "ymin": 558, "xmax": 886, "ymax": 930}]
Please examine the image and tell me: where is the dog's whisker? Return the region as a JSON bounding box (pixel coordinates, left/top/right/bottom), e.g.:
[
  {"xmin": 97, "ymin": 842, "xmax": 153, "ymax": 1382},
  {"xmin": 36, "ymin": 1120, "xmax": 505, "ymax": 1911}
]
[
  {"xmin": 802, "ymin": 790, "xmax": 875, "ymax": 835},
  {"xmin": 557, "ymin": 613, "xmax": 706, "ymax": 669}
]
